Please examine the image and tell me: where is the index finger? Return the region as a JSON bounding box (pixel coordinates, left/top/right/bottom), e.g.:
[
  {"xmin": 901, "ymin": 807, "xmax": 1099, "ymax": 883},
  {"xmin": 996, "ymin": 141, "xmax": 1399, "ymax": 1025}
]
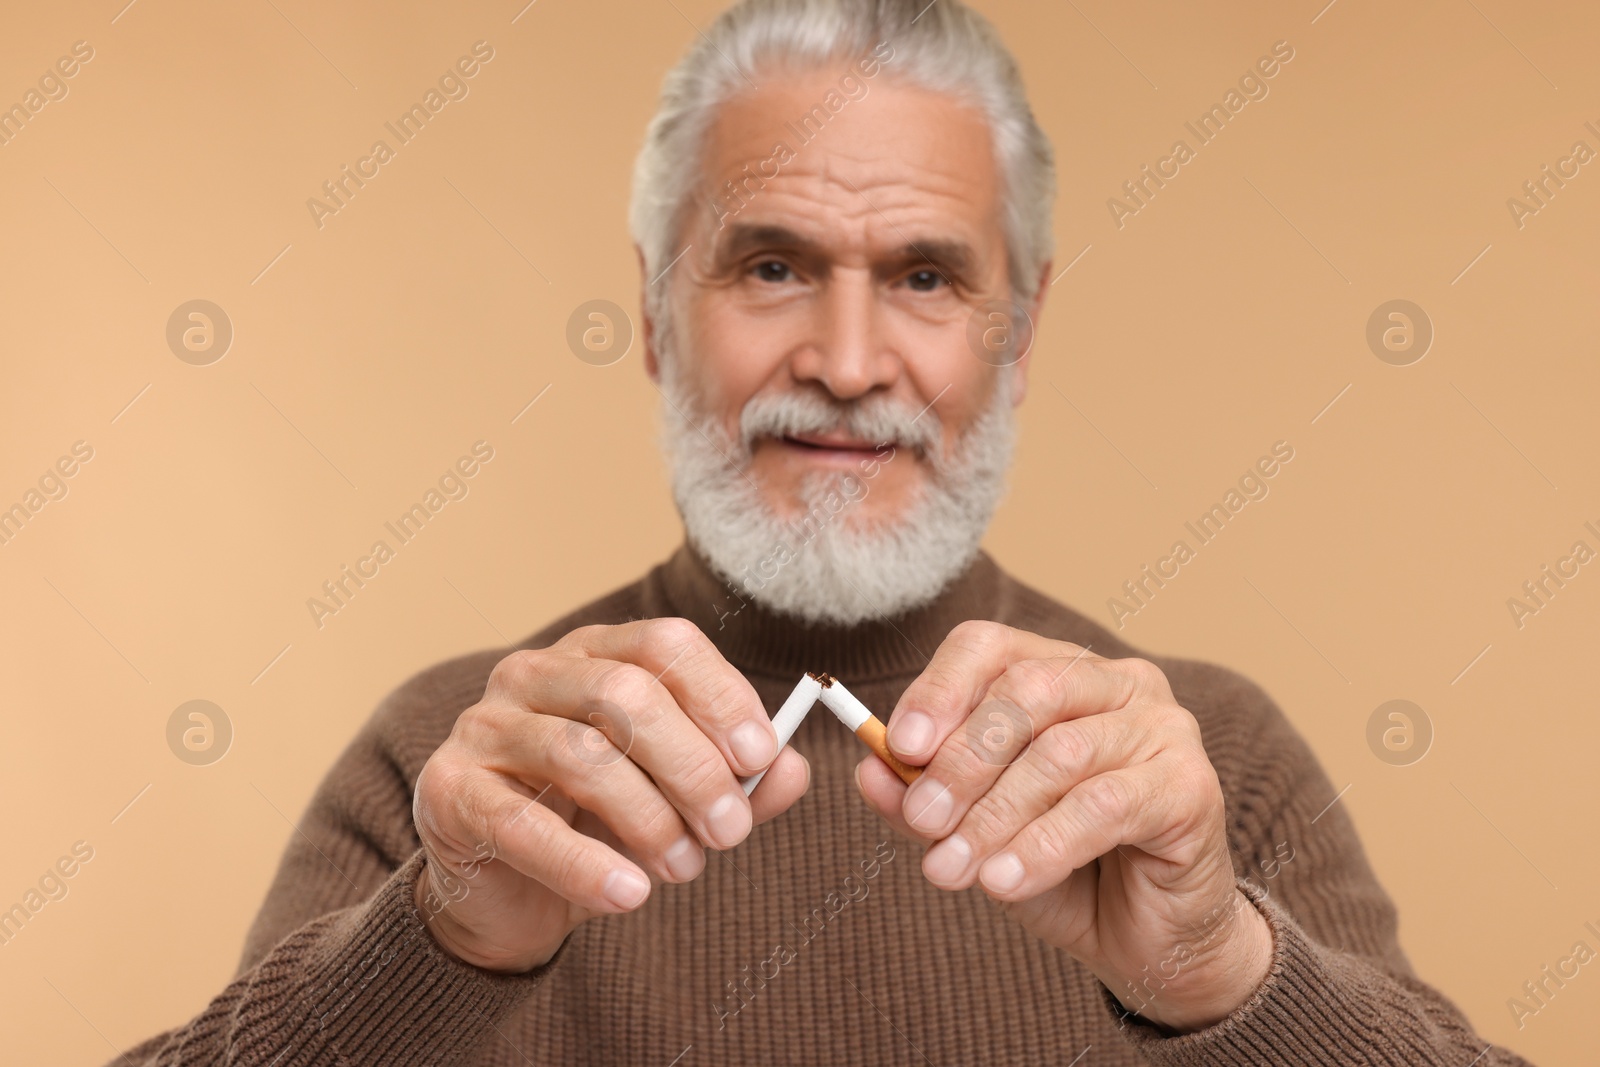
[
  {"xmin": 558, "ymin": 617, "xmax": 776, "ymax": 775},
  {"xmin": 888, "ymin": 621, "xmax": 1101, "ymax": 763}
]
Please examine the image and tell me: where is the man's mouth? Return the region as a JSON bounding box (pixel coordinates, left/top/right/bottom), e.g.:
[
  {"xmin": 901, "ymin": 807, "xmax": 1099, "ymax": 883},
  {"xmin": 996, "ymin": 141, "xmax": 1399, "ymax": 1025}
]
[{"xmin": 780, "ymin": 432, "xmax": 886, "ymax": 455}]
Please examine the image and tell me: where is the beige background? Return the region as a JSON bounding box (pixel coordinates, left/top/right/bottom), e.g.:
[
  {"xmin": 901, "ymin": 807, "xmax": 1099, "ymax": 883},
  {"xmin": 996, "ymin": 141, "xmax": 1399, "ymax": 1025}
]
[{"xmin": 1, "ymin": 0, "xmax": 1596, "ymax": 1062}]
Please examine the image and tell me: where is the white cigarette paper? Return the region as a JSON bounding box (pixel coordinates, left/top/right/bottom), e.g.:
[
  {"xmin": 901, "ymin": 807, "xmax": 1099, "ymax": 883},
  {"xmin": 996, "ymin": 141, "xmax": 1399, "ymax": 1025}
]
[
  {"xmin": 739, "ymin": 673, "xmax": 823, "ymax": 795},
  {"xmin": 818, "ymin": 676, "xmax": 923, "ymax": 784},
  {"xmin": 816, "ymin": 680, "xmax": 872, "ymax": 731}
]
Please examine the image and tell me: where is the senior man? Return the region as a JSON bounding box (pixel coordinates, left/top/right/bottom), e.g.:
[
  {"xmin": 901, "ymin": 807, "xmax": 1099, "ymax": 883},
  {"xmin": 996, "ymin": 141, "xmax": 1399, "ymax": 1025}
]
[{"xmin": 118, "ymin": 1, "xmax": 1529, "ymax": 1065}]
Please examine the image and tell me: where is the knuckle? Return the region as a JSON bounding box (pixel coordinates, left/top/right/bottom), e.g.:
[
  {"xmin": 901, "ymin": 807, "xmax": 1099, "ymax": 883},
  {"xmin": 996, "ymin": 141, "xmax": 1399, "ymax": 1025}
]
[
  {"xmin": 588, "ymin": 697, "xmax": 649, "ymax": 750},
  {"xmin": 948, "ymin": 619, "xmax": 987, "ymax": 643},
  {"xmin": 1032, "ymin": 723, "xmax": 1092, "ymax": 784},
  {"xmin": 1122, "ymin": 656, "xmax": 1160, "ymax": 678},
  {"xmin": 1005, "ymin": 657, "xmax": 1059, "ymax": 696},
  {"xmin": 638, "ymin": 616, "xmax": 705, "ymax": 659},
  {"xmin": 417, "ymin": 755, "xmax": 472, "ymax": 808},
  {"xmin": 450, "ymin": 701, "xmax": 513, "ymax": 753},
  {"xmin": 950, "ymin": 619, "xmax": 1007, "ymax": 655},
  {"xmin": 1119, "ymin": 656, "xmax": 1171, "ymax": 696},
  {"xmin": 1120, "ymin": 659, "xmax": 1158, "ymax": 684},
  {"xmin": 1178, "ymin": 752, "xmax": 1220, "ymax": 799},
  {"xmin": 423, "ymin": 765, "xmax": 505, "ymax": 857},
  {"xmin": 699, "ymin": 670, "xmax": 755, "ymax": 724},
  {"xmin": 1029, "ymin": 819, "xmax": 1071, "ymax": 866},
  {"xmin": 939, "ymin": 717, "xmax": 999, "ymax": 778},
  {"xmin": 983, "ymin": 668, "xmax": 1031, "ymax": 709},
  {"xmin": 667, "ymin": 744, "xmax": 734, "ymax": 801},
  {"xmin": 987, "ymin": 663, "xmax": 1054, "ymax": 717},
  {"xmin": 964, "ymin": 790, "xmax": 1023, "ymax": 844},
  {"xmin": 917, "ymin": 664, "xmax": 968, "ymax": 711},
  {"xmin": 630, "ymin": 797, "xmax": 685, "ymax": 848},
  {"xmin": 1080, "ymin": 774, "xmax": 1136, "ymax": 827},
  {"xmin": 913, "ymin": 636, "xmax": 989, "ymax": 714},
  {"xmin": 489, "ymin": 648, "xmax": 545, "ymax": 693},
  {"xmin": 962, "ymin": 699, "xmax": 1032, "ymax": 766},
  {"xmin": 555, "ymin": 731, "xmax": 620, "ymax": 779},
  {"xmin": 592, "ymin": 661, "xmax": 656, "ymax": 715},
  {"xmin": 487, "ymin": 789, "xmax": 532, "ymax": 844},
  {"xmin": 1131, "ymin": 696, "xmax": 1195, "ymax": 748},
  {"xmin": 557, "ymin": 624, "xmax": 602, "ymax": 649},
  {"xmin": 544, "ymin": 840, "xmax": 591, "ymax": 896},
  {"xmin": 1167, "ymin": 704, "xmax": 1203, "ymax": 741}
]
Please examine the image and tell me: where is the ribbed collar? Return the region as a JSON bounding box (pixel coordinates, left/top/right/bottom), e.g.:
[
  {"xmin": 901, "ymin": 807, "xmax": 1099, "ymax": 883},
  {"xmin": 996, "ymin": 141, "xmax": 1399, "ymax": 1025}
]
[{"xmin": 641, "ymin": 542, "xmax": 1008, "ymax": 683}]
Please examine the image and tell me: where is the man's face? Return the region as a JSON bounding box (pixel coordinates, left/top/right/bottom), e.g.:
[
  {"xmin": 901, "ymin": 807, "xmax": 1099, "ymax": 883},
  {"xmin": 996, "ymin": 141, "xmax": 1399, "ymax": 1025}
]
[{"xmin": 647, "ymin": 68, "xmax": 1038, "ymax": 529}]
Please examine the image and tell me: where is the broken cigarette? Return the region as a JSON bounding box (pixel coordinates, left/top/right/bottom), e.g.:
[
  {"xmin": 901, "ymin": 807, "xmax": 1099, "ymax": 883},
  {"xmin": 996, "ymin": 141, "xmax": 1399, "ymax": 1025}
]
[
  {"xmin": 739, "ymin": 672, "xmax": 824, "ymax": 796},
  {"xmin": 813, "ymin": 672, "xmax": 922, "ymax": 785}
]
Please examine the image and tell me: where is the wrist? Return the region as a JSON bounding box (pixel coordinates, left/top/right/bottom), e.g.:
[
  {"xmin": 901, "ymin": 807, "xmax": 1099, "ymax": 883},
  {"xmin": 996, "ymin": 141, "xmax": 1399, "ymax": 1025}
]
[
  {"xmin": 1104, "ymin": 888, "xmax": 1275, "ymax": 1033},
  {"xmin": 414, "ymin": 862, "xmax": 560, "ymax": 974}
]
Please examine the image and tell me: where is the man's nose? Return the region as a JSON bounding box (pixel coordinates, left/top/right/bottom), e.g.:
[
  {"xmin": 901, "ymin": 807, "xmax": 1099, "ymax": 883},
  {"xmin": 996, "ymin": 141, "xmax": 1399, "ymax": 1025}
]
[{"xmin": 789, "ymin": 269, "xmax": 899, "ymax": 400}]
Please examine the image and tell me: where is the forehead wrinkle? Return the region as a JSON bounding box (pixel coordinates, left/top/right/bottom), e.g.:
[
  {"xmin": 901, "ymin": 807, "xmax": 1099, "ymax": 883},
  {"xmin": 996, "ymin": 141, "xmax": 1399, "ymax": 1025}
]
[
  {"xmin": 813, "ymin": 149, "xmax": 982, "ymax": 207},
  {"xmin": 699, "ymin": 80, "xmax": 1000, "ymax": 265},
  {"xmin": 700, "ymin": 140, "xmax": 999, "ymax": 282},
  {"xmin": 793, "ymin": 155, "xmax": 981, "ymax": 263},
  {"xmin": 702, "ymin": 73, "xmax": 999, "ymax": 213}
]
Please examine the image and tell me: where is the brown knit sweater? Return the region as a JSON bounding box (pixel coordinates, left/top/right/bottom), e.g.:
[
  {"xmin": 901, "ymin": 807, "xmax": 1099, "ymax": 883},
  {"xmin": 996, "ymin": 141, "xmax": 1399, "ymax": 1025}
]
[{"xmin": 115, "ymin": 547, "xmax": 1532, "ymax": 1066}]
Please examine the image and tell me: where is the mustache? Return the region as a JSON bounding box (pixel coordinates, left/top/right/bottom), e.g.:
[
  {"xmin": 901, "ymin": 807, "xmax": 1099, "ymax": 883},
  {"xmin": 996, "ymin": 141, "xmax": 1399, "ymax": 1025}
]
[{"xmin": 738, "ymin": 385, "xmax": 941, "ymax": 455}]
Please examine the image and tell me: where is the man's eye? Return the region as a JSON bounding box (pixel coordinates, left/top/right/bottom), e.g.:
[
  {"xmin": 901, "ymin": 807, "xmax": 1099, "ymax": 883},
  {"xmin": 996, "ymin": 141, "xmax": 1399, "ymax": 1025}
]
[
  {"xmin": 905, "ymin": 268, "xmax": 945, "ymax": 292},
  {"xmin": 752, "ymin": 260, "xmax": 792, "ymax": 283}
]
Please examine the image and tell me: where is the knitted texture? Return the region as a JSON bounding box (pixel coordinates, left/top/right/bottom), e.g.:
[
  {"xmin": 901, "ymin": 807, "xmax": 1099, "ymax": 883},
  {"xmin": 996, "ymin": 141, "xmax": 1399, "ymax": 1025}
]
[{"xmin": 112, "ymin": 546, "xmax": 1532, "ymax": 1066}]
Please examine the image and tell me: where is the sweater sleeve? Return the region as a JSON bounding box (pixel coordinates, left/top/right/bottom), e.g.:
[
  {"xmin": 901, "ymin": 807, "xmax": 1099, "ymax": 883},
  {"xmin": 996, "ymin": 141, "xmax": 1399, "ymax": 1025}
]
[
  {"xmin": 1103, "ymin": 666, "xmax": 1537, "ymax": 1067},
  {"xmin": 106, "ymin": 662, "xmax": 557, "ymax": 1066}
]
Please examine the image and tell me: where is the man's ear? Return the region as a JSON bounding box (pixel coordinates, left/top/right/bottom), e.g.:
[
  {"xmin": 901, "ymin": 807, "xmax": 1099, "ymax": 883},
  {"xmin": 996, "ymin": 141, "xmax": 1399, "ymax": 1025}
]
[
  {"xmin": 636, "ymin": 243, "xmax": 661, "ymax": 383},
  {"xmin": 1009, "ymin": 258, "xmax": 1052, "ymax": 406}
]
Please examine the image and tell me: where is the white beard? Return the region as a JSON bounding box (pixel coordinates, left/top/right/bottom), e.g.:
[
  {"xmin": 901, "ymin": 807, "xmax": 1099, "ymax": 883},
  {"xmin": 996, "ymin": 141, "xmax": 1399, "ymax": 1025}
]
[{"xmin": 658, "ymin": 360, "xmax": 1017, "ymax": 626}]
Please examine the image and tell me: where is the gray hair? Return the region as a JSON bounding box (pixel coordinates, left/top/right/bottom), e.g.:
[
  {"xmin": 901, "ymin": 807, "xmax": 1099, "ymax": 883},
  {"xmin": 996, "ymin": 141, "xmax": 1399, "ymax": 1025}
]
[{"xmin": 628, "ymin": 0, "xmax": 1055, "ymax": 328}]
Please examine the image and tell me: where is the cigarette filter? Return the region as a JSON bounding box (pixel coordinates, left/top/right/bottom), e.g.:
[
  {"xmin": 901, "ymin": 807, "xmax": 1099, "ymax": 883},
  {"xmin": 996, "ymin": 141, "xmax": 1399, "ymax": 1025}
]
[
  {"xmin": 813, "ymin": 673, "xmax": 922, "ymax": 785},
  {"xmin": 739, "ymin": 673, "xmax": 824, "ymax": 796}
]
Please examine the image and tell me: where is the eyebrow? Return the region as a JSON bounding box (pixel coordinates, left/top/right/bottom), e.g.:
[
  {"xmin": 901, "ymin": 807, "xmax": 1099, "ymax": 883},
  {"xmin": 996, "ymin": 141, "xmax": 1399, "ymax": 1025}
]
[
  {"xmin": 712, "ymin": 222, "xmax": 976, "ymax": 282},
  {"xmin": 718, "ymin": 223, "xmax": 812, "ymax": 260}
]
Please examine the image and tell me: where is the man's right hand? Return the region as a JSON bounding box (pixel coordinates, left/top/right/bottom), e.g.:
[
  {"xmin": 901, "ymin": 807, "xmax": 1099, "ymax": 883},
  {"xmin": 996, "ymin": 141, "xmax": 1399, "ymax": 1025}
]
[{"xmin": 409, "ymin": 618, "xmax": 809, "ymax": 973}]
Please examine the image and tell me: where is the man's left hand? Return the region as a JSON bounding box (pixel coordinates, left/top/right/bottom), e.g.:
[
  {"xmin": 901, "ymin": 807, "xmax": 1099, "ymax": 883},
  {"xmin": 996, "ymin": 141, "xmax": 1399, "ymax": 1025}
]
[{"xmin": 855, "ymin": 622, "xmax": 1273, "ymax": 1033}]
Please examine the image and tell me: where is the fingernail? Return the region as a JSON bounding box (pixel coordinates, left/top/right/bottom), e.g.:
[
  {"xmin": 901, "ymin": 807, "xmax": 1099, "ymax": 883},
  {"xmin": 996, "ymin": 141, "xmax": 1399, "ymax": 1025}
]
[
  {"xmin": 922, "ymin": 834, "xmax": 971, "ymax": 885},
  {"xmin": 889, "ymin": 710, "xmax": 935, "ymax": 757},
  {"xmin": 981, "ymin": 852, "xmax": 1025, "ymax": 894},
  {"xmin": 729, "ymin": 720, "xmax": 775, "ymax": 771},
  {"xmin": 664, "ymin": 836, "xmax": 705, "ymax": 882},
  {"xmin": 904, "ymin": 777, "xmax": 952, "ymax": 833},
  {"xmin": 602, "ymin": 867, "xmax": 651, "ymax": 909},
  {"xmin": 705, "ymin": 792, "xmax": 752, "ymax": 848}
]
